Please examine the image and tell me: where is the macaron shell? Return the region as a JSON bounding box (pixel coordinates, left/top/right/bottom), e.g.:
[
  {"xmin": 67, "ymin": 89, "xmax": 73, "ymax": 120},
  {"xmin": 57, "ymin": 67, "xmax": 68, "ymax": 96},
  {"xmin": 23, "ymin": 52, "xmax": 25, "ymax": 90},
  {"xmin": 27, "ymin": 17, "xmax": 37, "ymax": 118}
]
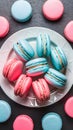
[
  {"xmin": 42, "ymin": 112, "xmax": 62, "ymax": 130},
  {"xmin": 0, "ymin": 16, "xmax": 9, "ymax": 38},
  {"xmin": 13, "ymin": 115, "xmax": 34, "ymax": 130},
  {"xmin": 11, "ymin": 0, "xmax": 32, "ymax": 22},
  {"xmin": 64, "ymin": 21, "xmax": 73, "ymax": 42},
  {"xmin": 42, "ymin": 0, "xmax": 64, "ymax": 21},
  {"xmin": 0, "ymin": 100, "xmax": 11, "ymax": 123},
  {"xmin": 65, "ymin": 97, "xmax": 73, "ymax": 118}
]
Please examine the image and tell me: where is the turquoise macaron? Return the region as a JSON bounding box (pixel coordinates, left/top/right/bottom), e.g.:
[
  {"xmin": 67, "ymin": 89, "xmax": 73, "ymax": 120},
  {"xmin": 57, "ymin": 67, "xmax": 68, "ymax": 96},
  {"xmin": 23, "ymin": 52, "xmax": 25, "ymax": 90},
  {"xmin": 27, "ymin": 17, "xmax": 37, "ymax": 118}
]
[
  {"xmin": 13, "ymin": 39, "xmax": 34, "ymax": 61},
  {"xmin": 36, "ymin": 33, "xmax": 51, "ymax": 57},
  {"xmin": 0, "ymin": 100, "xmax": 11, "ymax": 123},
  {"xmin": 25, "ymin": 58, "xmax": 49, "ymax": 77},
  {"xmin": 44, "ymin": 68, "xmax": 67, "ymax": 89},
  {"xmin": 51, "ymin": 46, "xmax": 67, "ymax": 71},
  {"xmin": 11, "ymin": 0, "xmax": 32, "ymax": 22},
  {"xmin": 42, "ymin": 112, "xmax": 62, "ymax": 130}
]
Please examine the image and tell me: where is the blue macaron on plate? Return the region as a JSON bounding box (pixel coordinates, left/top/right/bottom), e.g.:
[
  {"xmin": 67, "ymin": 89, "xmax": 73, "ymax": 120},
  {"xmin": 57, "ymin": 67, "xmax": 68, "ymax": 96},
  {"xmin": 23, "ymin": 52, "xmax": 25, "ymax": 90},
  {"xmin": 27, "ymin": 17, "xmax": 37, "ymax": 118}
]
[{"xmin": 0, "ymin": 27, "xmax": 73, "ymax": 107}]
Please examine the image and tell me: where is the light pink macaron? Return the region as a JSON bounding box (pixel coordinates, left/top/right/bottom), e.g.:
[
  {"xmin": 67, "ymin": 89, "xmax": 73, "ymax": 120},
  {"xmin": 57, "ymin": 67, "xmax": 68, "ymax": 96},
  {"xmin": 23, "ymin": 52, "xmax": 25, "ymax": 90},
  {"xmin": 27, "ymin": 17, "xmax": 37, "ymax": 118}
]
[
  {"xmin": 13, "ymin": 115, "xmax": 34, "ymax": 130},
  {"xmin": 32, "ymin": 78, "xmax": 50, "ymax": 102},
  {"xmin": 3, "ymin": 58, "xmax": 23, "ymax": 82},
  {"xmin": 64, "ymin": 97, "xmax": 73, "ymax": 118},
  {"xmin": 64, "ymin": 21, "xmax": 73, "ymax": 42},
  {"xmin": 42, "ymin": 0, "xmax": 64, "ymax": 21},
  {"xmin": 0, "ymin": 16, "xmax": 9, "ymax": 38},
  {"xmin": 14, "ymin": 74, "xmax": 32, "ymax": 97}
]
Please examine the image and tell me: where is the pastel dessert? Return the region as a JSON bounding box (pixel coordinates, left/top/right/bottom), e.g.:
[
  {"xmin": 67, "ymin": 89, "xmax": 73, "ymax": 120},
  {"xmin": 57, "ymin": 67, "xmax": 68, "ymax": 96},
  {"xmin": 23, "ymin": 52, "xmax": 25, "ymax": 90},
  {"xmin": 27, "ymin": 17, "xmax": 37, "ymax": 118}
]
[
  {"xmin": 32, "ymin": 78, "xmax": 50, "ymax": 102},
  {"xmin": 25, "ymin": 58, "xmax": 49, "ymax": 77},
  {"xmin": 14, "ymin": 74, "xmax": 32, "ymax": 97},
  {"xmin": 13, "ymin": 115, "xmax": 34, "ymax": 130},
  {"xmin": 44, "ymin": 68, "xmax": 67, "ymax": 89},
  {"xmin": 51, "ymin": 46, "xmax": 67, "ymax": 71},
  {"xmin": 11, "ymin": 0, "xmax": 32, "ymax": 22},
  {"xmin": 13, "ymin": 39, "xmax": 34, "ymax": 61},
  {"xmin": 64, "ymin": 21, "xmax": 73, "ymax": 42},
  {"xmin": 42, "ymin": 112, "xmax": 62, "ymax": 130},
  {"xmin": 0, "ymin": 100, "xmax": 11, "ymax": 123},
  {"xmin": 37, "ymin": 33, "xmax": 51, "ymax": 57},
  {"xmin": 0, "ymin": 16, "xmax": 9, "ymax": 38},
  {"xmin": 3, "ymin": 58, "xmax": 23, "ymax": 82},
  {"xmin": 42, "ymin": 0, "xmax": 64, "ymax": 21},
  {"xmin": 64, "ymin": 97, "xmax": 73, "ymax": 118}
]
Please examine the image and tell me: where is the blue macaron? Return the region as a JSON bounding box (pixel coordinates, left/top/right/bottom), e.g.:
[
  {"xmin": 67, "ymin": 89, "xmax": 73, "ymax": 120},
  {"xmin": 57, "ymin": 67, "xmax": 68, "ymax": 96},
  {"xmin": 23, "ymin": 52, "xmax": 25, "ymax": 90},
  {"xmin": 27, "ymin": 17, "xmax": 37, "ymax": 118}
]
[
  {"xmin": 25, "ymin": 58, "xmax": 49, "ymax": 77},
  {"xmin": 11, "ymin": 0, "xmax": 32, "ymax": 22},
  {"xmin": 37, "ymin": 33, "xmax": 51, "ymax": 57},
  {"xmin": 13, "ymin": 39, "xmax": 34, "ymax": 61},
  {"xmin": 0, "ymin": 100, "xmax": 11, "ymax": 123},
  {"xmin": 51, "ymin": 46, "xmax": 67, "ymax": 71},
  {"xmin": 42, "ymin": 112, "xmax": 62, "ymax": 130},
  {"xmin": 44, "ymin": 68, "xmax": 67, "ymax": 88}
]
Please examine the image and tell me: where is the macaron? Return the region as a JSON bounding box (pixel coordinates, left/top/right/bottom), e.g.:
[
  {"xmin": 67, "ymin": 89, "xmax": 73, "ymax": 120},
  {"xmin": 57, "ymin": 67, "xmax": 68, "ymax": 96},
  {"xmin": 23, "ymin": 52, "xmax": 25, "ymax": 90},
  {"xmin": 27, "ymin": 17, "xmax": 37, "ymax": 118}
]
[
  {"xmin": 14, "ymin": 74, "xmax": 32, "ymax": 97},
  {"xmin": 51, "ymin": 46, "xmax": 67, "ymax": 71},
  {"xmin": 36, "ymin": 33, "xmax": 51, "ymax": 57},
  {"xmin": 42, "ymin": 112, "xmax": 62, "ymax": 130},
  {"xmin": 32, "ymin": 78, "xmax": 50, "ymax": 102},
  {"xmin": 64, "ymin": 21, "xmax": 73, "ymax": 42},
  {"xmin": 13, "ymin": 115, "xmax": 34, "ymax": 130},
  {"xmin": 42, "ymin": 0, "xmax": 64, "ymax": 21},
  {"xmin": 25, "ymin": 58, "xmax": 49, "ymax": 77},
  {"xmin": 64, "ymin": 97, "xmax": 73, "ymax": 118},
  {"xmin": 3, "ymin": 58, "xmax": 23, "ymax": 82},
  {"xmin": 0, "ymin": 100, "xmax": 11, "ymax": 123},
  {"xmin": 0, "ymin": 16, "xmax": 9, "ymax": 38},
  {"xmin": 44, "ymin": 68, "xmax": 67, "ymax": 89},
  {"xmin": 11, "ymin": 0, "xmax": 32, "ymax": 22},
  {"xmin": 13, "ymin": 39, "xmax": 34, "ymax": 61}
]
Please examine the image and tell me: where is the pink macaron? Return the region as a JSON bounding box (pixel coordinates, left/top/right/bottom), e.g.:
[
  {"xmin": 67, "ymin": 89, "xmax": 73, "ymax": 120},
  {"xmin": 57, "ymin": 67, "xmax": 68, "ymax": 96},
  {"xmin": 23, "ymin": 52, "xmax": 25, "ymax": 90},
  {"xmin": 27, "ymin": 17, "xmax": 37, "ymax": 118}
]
[
  {"xmin": 64, "ymin": 21, "xmax": 73, "ymax": 42},
  {"xmin": 64, "ymin": 97, "xmax": 73, "ymax": 118},
  {"xmin": 42, "ymin": 0, "xmax": 64, "ymax": 21},
  {"xmin": 14, "ymin": 74, "xmax": 32, "ymax": 97},
  {"xmin": 3, "ymin": 58, "xmax": 23, "ymax": 82},
  {"xmin": 0, "ymin": 16, "xmax": 9, "ymax": 38},
  {"xmin": 13, "ymin": 115, "xmax": 34, "ymax": 130},
  {"xmin": 32, "ymin": 78, "xmax": 50, "ymax": 102}
]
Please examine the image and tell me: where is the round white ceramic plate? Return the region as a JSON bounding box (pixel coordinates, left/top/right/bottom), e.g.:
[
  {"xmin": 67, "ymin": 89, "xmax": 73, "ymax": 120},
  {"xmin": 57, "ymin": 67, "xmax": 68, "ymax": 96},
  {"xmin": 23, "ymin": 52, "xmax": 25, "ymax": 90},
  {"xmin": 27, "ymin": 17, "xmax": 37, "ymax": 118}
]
[{"xmin": 0, "ymin": 27, "xmax": 73, "ymax": 107}]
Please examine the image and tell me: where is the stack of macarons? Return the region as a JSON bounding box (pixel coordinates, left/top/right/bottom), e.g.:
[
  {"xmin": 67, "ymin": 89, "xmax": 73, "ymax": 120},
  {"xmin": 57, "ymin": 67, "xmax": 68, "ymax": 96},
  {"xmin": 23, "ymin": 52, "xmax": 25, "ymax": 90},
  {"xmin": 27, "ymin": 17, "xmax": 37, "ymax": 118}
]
[{"xmin": 3, "ymin": 33, "xmax": 67, "ymax": 103}]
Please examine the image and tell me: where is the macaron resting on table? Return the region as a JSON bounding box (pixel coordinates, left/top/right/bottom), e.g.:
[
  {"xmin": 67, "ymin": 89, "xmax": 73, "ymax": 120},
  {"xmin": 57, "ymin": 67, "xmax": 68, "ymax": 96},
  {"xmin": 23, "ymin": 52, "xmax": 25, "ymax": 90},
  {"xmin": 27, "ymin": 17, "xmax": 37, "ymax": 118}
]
[
  {"xmin": 42, "ymin": 112, "xmax": 62, "ymax": 130},
  {"xmin": 64, "ymin": 21, "xmax": 73, "ymax": 42},
  {"xmin": 13, "ymin": 115, "xmax": 34, "ymax": 130},
  {"xmin": 64, "ymin": 97, "xmax": 73, "ymax": 118},
  {"xmin": 0, "ymin": 100, "xmax": 11, "ymax": 123},
  {"xmin": 0, "ymin": 16, "xmax": 9, "ymax": 38},
  {"xmin": 42, "ymin": 0, "xmax": 64, "ymax": 21},
  {"xmin": 11, "ymin": 0, "xmax": 32, "ymax": 22}
]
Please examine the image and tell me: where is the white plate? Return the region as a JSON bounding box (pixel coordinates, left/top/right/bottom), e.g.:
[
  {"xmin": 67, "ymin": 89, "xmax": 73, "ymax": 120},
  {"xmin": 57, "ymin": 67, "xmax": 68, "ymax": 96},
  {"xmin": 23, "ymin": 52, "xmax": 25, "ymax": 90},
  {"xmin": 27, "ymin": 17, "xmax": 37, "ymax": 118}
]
[{"xmin": 0, "ymin": 27, "xmax": 73, "ymax": 108}]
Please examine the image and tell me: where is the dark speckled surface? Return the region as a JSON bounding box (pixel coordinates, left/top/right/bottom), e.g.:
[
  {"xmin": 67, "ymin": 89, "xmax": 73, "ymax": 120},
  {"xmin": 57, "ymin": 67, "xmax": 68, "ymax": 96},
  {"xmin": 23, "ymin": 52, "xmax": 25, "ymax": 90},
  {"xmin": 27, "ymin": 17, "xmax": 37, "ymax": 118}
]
[{"xmin": 0, "ymin": 0, "xmax": 73, "ymax": 130}]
